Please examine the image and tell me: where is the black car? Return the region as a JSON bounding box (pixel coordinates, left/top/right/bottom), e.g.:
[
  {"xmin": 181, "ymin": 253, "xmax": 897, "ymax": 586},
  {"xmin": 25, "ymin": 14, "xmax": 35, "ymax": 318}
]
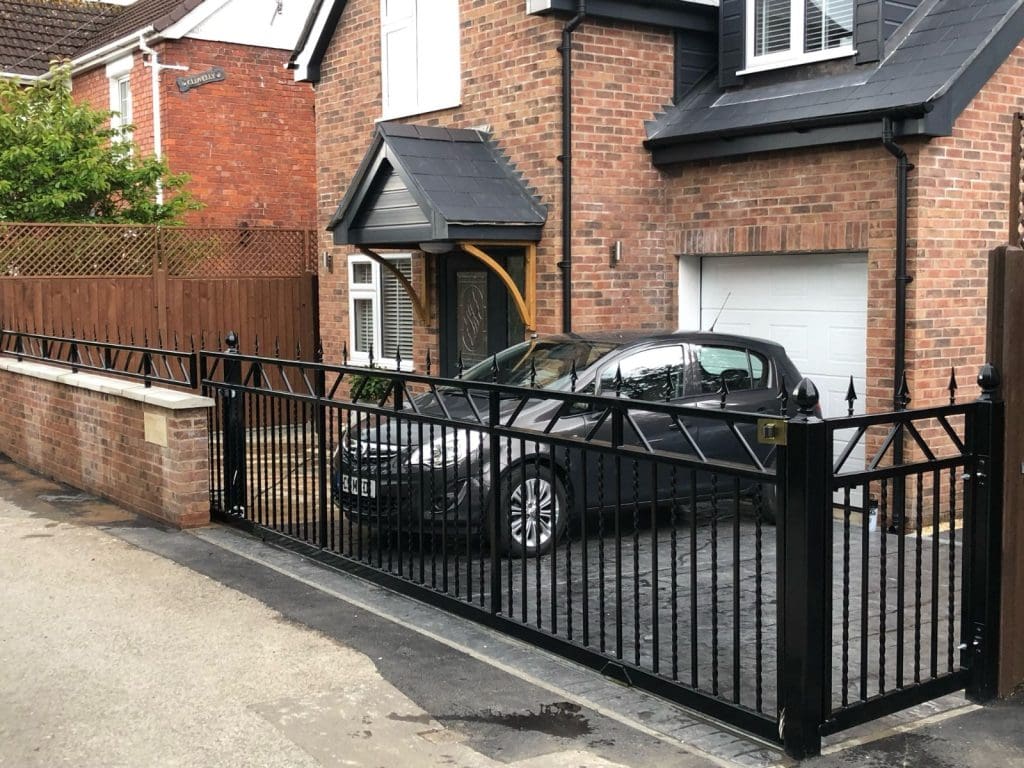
[{"xmin": 333, "ymin": 331, "xmax": 807, "ymax": 557}]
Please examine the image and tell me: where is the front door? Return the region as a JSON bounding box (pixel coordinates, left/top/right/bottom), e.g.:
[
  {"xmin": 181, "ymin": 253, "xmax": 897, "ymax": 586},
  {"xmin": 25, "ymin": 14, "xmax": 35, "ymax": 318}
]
[{"xmin": 439, "ymin": 248, "xmax": 526, "ymax": 377}]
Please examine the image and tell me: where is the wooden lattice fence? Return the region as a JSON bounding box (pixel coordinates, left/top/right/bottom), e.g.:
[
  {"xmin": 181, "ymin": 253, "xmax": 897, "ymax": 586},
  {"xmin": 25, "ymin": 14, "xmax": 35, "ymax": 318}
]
[{"xmin": 0, "ymin": 223, "xmax": 318, "ymax": 356}]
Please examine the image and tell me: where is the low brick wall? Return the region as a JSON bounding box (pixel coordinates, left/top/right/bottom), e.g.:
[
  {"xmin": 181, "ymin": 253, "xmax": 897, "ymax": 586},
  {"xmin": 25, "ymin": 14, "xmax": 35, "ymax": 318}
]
[{"xmin": 0, "ymin": 359, "xmax": 214, "ymax": 528}]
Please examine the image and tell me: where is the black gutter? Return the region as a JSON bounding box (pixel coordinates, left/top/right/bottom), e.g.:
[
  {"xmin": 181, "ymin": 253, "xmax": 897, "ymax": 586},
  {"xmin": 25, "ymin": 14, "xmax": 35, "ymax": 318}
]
[
  {"xmin": 558, "ymin": 0, "xmax": 585, "ymax": 334},
  {"xmin": 882, "ymin": 116, "xmax": 913, "ymax": 534}
]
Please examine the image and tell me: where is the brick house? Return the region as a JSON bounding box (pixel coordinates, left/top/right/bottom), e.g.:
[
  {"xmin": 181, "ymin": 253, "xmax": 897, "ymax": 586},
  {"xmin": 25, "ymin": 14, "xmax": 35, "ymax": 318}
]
[
  {"xmin": 289, "ymin": 0, "xmax": 1023, "ymax": 416},
  {"xmin": 1, "ymin": 0, "xmax": 318, "ymax": 229}
]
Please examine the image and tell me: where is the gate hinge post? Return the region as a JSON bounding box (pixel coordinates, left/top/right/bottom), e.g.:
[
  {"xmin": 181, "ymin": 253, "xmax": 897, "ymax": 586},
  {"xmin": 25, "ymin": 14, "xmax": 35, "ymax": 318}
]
[
  {"xmin": 964, "ymin": 373, "xmax": 1004, "ymax": 702},
  {"xmin": 779, "ymin": 378, "xmax": 829, "ymax": 759}
]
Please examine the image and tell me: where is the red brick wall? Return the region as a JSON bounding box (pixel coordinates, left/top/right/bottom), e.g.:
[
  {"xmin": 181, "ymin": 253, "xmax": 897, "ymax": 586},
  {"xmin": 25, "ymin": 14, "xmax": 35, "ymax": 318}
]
[
  {"xmin": 315, "ymin": 1, "xmax": 675, "ymax": 367},
  {"xmin": 73, "ymin": 52, "xmax": 155, "ymax": 157},
  {"xmin": 0, "ymin": 361, "xmax": 211, "ymax": 528},
  {"xmin": 908, "ymin": 41, "xmax": 1024, "ymax": 405},
  {"xmin": 665, "ymin": 41, "xmax": 1024, "ymax": 409},
  {"xmin": 73, "ymin": 39, "xmax": 316, "ymax": 229},
  {"xmin": 666, "ymin": 143, "xmax": 896, "ymax": 411}
]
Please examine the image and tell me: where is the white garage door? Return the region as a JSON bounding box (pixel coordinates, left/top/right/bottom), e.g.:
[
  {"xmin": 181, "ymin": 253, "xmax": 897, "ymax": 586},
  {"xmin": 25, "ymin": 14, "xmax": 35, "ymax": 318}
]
[{"xmin": 694, "ymin": 254, "xmax": 868, "ymax": 421}]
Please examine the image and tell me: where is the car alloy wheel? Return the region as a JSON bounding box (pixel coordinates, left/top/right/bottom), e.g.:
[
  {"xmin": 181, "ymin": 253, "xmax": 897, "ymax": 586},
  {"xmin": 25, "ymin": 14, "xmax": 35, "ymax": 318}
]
[{"xmin": 501, "ymin": 465, "xmax": 567, "ymax": 557}]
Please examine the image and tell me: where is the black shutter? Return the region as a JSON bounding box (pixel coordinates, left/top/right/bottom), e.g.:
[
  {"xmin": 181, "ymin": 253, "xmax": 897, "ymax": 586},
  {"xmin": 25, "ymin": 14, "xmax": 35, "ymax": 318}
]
[
  {"xmin": 719, "ymin": 0, "xmax": 743, "ymax": 88},
  {"xmin": 854, "ymin": 0, "xmax": 881, "ymax": 64}
]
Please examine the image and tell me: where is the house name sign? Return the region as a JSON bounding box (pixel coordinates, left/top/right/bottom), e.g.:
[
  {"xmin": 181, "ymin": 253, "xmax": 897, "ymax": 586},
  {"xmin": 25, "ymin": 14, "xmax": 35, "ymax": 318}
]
[{"xmin": 176, "ymin": 67, "xmax": 226, "ymax": 93}]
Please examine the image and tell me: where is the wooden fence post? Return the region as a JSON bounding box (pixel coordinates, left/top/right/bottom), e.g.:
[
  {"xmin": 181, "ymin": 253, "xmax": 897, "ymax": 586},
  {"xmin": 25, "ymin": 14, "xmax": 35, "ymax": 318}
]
[{"xmin": 986, "ymin": 243, "xmax": 1024, "ymax": 696}]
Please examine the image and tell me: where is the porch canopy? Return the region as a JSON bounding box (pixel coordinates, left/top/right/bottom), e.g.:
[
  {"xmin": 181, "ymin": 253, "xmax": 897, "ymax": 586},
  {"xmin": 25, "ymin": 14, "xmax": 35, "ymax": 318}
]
[{"xmin": 328, "ymin": 123, "xmax": 548, "ymax": 331}]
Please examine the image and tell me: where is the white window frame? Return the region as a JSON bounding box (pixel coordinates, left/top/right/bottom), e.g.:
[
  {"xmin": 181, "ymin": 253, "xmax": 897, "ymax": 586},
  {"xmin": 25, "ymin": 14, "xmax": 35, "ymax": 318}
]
[
  {"xmin": 379, "ymin": 0, "xmax": 461, "ymax": 120},
  {"xmin": 347, "ymin": 253, "xmax": 415, "ymax": 370},
  {"xmin": 105, "ymin": 54, "xmax": 134, "ymax": 141},
  {"xmin": 739, "ymin": 0, "xmax": 854, "ymax": 75}
]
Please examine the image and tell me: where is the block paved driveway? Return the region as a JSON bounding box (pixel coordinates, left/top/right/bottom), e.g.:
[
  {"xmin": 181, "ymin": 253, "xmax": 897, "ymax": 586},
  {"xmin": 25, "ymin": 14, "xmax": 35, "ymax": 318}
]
[{"xmin": 268, "ymin": 501, "xmax": 963, "ymax": 726}]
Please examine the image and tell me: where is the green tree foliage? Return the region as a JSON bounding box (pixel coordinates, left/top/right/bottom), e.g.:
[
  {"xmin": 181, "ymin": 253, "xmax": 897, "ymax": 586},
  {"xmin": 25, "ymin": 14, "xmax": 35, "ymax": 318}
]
[{"xmin": 0, "ymin": 64, "xmax": 199, "ymax": 223}]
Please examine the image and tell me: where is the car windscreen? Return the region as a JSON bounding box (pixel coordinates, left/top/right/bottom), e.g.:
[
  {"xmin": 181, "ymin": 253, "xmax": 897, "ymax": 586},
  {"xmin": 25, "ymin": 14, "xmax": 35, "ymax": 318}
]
[{"xmin": 461, "ymin": 340, "xmax": 618, "ymax": 389}]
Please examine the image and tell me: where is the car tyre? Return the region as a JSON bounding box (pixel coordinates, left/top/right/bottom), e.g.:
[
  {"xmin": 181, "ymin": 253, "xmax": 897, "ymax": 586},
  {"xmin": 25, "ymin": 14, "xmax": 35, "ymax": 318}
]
[
  {"xmin": 755, "ymin": 481, "xmax": 778, "ymax": 525},
  {"xmin": 498, "ymin": 464, "xmax": 568, "ymax": 558}
]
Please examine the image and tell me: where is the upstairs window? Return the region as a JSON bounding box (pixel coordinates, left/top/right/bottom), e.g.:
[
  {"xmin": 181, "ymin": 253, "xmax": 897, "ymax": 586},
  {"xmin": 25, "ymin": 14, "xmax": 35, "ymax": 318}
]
[
  {"xmin": 106, "ymin": 55, "xmax": 133, "ymax": 143},
  {"xmin": 745, "ymin": 0, "xmax": 853, "ymax": 72},
  {"xmin": 380, "ymin": 0, "xmax": 460, "ymax": 119}
]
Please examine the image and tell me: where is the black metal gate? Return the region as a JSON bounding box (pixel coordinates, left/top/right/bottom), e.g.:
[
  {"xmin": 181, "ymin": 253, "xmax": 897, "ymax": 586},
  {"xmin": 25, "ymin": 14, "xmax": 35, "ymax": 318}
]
[{"xmin": 202, "ymin": 340, "xmax": 1002, "ymax": 758}]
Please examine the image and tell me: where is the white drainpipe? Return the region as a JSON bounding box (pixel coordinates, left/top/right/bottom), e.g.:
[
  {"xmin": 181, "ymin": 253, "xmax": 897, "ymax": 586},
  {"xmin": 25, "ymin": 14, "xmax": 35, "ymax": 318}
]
[{"xmin": 138, "ymin": 36, "xmax": 188, "ymax": 205}]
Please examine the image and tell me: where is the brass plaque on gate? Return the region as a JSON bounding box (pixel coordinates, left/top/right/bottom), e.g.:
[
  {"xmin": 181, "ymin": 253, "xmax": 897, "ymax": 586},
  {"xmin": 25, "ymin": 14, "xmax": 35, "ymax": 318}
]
[{"xmin": 757, "ymin": 418, "xmax": 788, "ymax": 446}]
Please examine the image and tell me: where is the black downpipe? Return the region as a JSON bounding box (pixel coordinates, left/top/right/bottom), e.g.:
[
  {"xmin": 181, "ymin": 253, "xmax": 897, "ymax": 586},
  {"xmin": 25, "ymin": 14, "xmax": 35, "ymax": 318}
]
[
  {"xmin": 558, "ymin": 1, "xmax": 585, "ymax": 334},
  {"xmin": 882, "ymin": 116, "xmax": 914, "ymax": 533}
]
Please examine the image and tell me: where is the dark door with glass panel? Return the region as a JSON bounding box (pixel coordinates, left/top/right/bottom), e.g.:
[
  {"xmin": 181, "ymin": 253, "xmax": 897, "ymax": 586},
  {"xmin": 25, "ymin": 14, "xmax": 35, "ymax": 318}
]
[{"xmin": 439, "ymin": 248, "xmax": 526, "ymax": 377}]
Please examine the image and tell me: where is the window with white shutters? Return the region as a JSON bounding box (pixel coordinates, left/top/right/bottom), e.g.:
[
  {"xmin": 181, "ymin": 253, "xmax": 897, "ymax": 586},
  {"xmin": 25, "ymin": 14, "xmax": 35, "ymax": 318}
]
[
  {"xmin": 744, "ymin": 0, "xmax": 852, "ymax": 72},
  {"xmin": 348, "ymin": 254, "xmax": 414, "ymax": 368},
  {"xmin": 380, "ymin": 0, "xmax": 460, "ymax": 119}
]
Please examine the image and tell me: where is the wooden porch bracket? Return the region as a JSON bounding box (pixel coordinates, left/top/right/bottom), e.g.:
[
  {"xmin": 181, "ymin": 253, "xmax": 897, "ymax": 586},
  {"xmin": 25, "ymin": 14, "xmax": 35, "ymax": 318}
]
[
  {"xmin": 459, "ymin": 242, "xmax": 537, "ymax": 333},
  {"xmin": 357, "ymin": 247, "xmax": 432, "ymax": 326}
]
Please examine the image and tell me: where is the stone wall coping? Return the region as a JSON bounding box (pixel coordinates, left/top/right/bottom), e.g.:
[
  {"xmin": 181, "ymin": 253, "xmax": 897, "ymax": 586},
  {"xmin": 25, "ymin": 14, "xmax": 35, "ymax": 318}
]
[{"xmin": 0, "ymin": 358, "xmax": 215, "ymax": 411}]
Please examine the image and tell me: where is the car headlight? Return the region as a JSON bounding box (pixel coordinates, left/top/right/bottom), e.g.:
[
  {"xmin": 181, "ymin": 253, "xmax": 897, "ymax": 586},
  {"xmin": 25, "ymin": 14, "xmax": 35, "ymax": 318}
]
[{"xmin": 410, "ymin": 428, "xmax": 484, "ymax": 468}]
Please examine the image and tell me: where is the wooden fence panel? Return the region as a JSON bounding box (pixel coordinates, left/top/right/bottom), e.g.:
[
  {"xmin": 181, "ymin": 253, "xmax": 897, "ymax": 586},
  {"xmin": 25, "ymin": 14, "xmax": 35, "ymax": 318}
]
[
  {"xmin": 0, "ymin": 274, "xmax": 316, "ymax": 356},
  {"xmin": 0, "ymin": 223, "xmax": 318, "ymax": 357}
]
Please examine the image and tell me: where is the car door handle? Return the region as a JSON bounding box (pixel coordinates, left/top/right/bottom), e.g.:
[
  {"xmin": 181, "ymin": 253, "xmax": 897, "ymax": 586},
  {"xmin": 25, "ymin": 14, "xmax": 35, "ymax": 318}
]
[{"xmin": 667, "ymin": 422, "xmax": 694, "ymax": 431}]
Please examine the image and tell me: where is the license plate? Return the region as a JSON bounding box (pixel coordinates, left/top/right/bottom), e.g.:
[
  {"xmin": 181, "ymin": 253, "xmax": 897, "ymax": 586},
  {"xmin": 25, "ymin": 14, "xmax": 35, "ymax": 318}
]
[{"xmin": 341, "ymin": 474, "xmax": 376, "ymax": 498}]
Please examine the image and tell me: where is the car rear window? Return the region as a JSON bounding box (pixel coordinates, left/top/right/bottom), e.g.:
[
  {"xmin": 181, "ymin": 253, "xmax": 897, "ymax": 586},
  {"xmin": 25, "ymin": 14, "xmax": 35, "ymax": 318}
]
[{"xmin": 694, "ymin": 345, "xmax": 768, "ymax": 392}]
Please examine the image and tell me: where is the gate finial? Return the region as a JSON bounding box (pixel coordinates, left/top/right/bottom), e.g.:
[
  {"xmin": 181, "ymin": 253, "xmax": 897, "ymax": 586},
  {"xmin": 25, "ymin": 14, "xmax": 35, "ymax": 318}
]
[
  {"xmin": 777, "ymin": 374, "xmax": 789, "ymax": 415},
  {"xmin": 795, "ymin": 378, "xmax": 820, "ymax": 417},
  {"xmin": 845, "ymin": 375, "xmax": 857, "ymax": 416},
  {"xmin": 978, "ymin": 363, "xmax": 1000, "ymax": 401},
  {"xmin": 896, "ymin": 371, "xmax": 911, "ymax": 410}
]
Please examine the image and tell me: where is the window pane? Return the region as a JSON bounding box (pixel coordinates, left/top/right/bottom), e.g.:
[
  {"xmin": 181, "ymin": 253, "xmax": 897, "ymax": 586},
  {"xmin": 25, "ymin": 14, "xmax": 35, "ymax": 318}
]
[
  {"xmin": 805, "ymin": 0, "xmax": 853, "ymax": 53},
  {"xmin": 755, "ymin": 0, "xmax": 791, "ymax": 56},
  {"xmin": 381, "ymin": 258, "xmax": 413, "ymax": 361},
  {"xmin": 118, "ymin": 78, "xmax": 131, "ymax": 121},
  {"xmin": 695, "ymin": 346, "xmax": 770, "ymax": 392},
  {"xmin": 600, "ymin": 346, "xmax": 686, "ymax": 401},
  {"xmin": 353, "ymin": 298, "xmax": 374, "ymax": 354},
  {"xmin": 351, "ymin": 261, "xmax": 372, "ymax": 284}
]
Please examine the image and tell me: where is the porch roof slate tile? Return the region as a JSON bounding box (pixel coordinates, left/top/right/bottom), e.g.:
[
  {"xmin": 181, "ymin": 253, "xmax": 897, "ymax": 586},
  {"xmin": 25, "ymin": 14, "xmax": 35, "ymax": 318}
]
[{"xmin": 328, "ymin": 122, "xmax": 547, "ymax": 242}]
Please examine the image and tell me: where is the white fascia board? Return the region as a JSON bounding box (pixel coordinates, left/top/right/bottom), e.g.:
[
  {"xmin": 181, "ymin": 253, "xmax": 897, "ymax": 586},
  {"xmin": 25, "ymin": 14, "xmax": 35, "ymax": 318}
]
[
  {"xmin": 68, "ymin": 27, "xmax": 155, "ymax": 75},
  {"xmin": 0, "ymin": 71, "xmax": 44, "ymax": 81},
  {"xmin": 290, "ymin": 0, "xmax": 335, "ymax": 81},
  {"xmin": 159, "ymin": 0, "xmax": 233, "ymax": 40}
]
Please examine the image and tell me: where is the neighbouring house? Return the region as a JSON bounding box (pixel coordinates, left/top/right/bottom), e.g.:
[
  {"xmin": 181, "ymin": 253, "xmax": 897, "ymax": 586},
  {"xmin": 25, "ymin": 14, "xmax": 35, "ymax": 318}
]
[
  {"xmin": 288, "ymin": 0, "xmax": 1024, "ymax": 417},
  {"xmin": 1, "ymin": 0, "xmax": 318, "ymax": 229}
]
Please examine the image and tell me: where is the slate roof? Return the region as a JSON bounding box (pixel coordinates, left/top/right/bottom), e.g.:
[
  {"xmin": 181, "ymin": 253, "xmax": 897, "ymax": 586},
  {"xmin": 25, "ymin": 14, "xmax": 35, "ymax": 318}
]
[
  {"xmin": 76, "ymin": 0, "xmax": 203, "ymax": 57},
  {"xmin": 0, "ymin": 0, "xmax": 207, "ymax": 77},
  {"xmin": 646, "ymin": 0, "xmax": 1024, "ymax": 161},
  {"xmin": 0, "ymin": 0, "xmax": 119, "ymax": 76},
  {"xmin": 328, "ymin": 123, "xmax": 547, "ymax": 245}
]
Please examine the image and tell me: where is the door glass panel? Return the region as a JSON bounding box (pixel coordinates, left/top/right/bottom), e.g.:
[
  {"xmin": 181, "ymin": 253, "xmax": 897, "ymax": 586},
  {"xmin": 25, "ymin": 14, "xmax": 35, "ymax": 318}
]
[
  {"xmin": 505, "ymin": 254, "xmax": 526, "ymax": 345},
  {"xmin": 456, "ymin": 271, "xmax": 488, "ymax": 368}
]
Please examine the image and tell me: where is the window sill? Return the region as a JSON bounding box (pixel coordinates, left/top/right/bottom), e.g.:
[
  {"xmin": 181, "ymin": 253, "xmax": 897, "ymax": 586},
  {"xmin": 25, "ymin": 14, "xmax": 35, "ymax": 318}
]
[
  {"xmin": 378, "ymin": 99, "xmax": 462, "ymax": 123},
  {"xmin": 348, "ymin": 356, "xmax": 415, "ymax": 373},
  {"xmin": 737, "ymin": 46, "xmax": 855, "ymax": 76}
]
